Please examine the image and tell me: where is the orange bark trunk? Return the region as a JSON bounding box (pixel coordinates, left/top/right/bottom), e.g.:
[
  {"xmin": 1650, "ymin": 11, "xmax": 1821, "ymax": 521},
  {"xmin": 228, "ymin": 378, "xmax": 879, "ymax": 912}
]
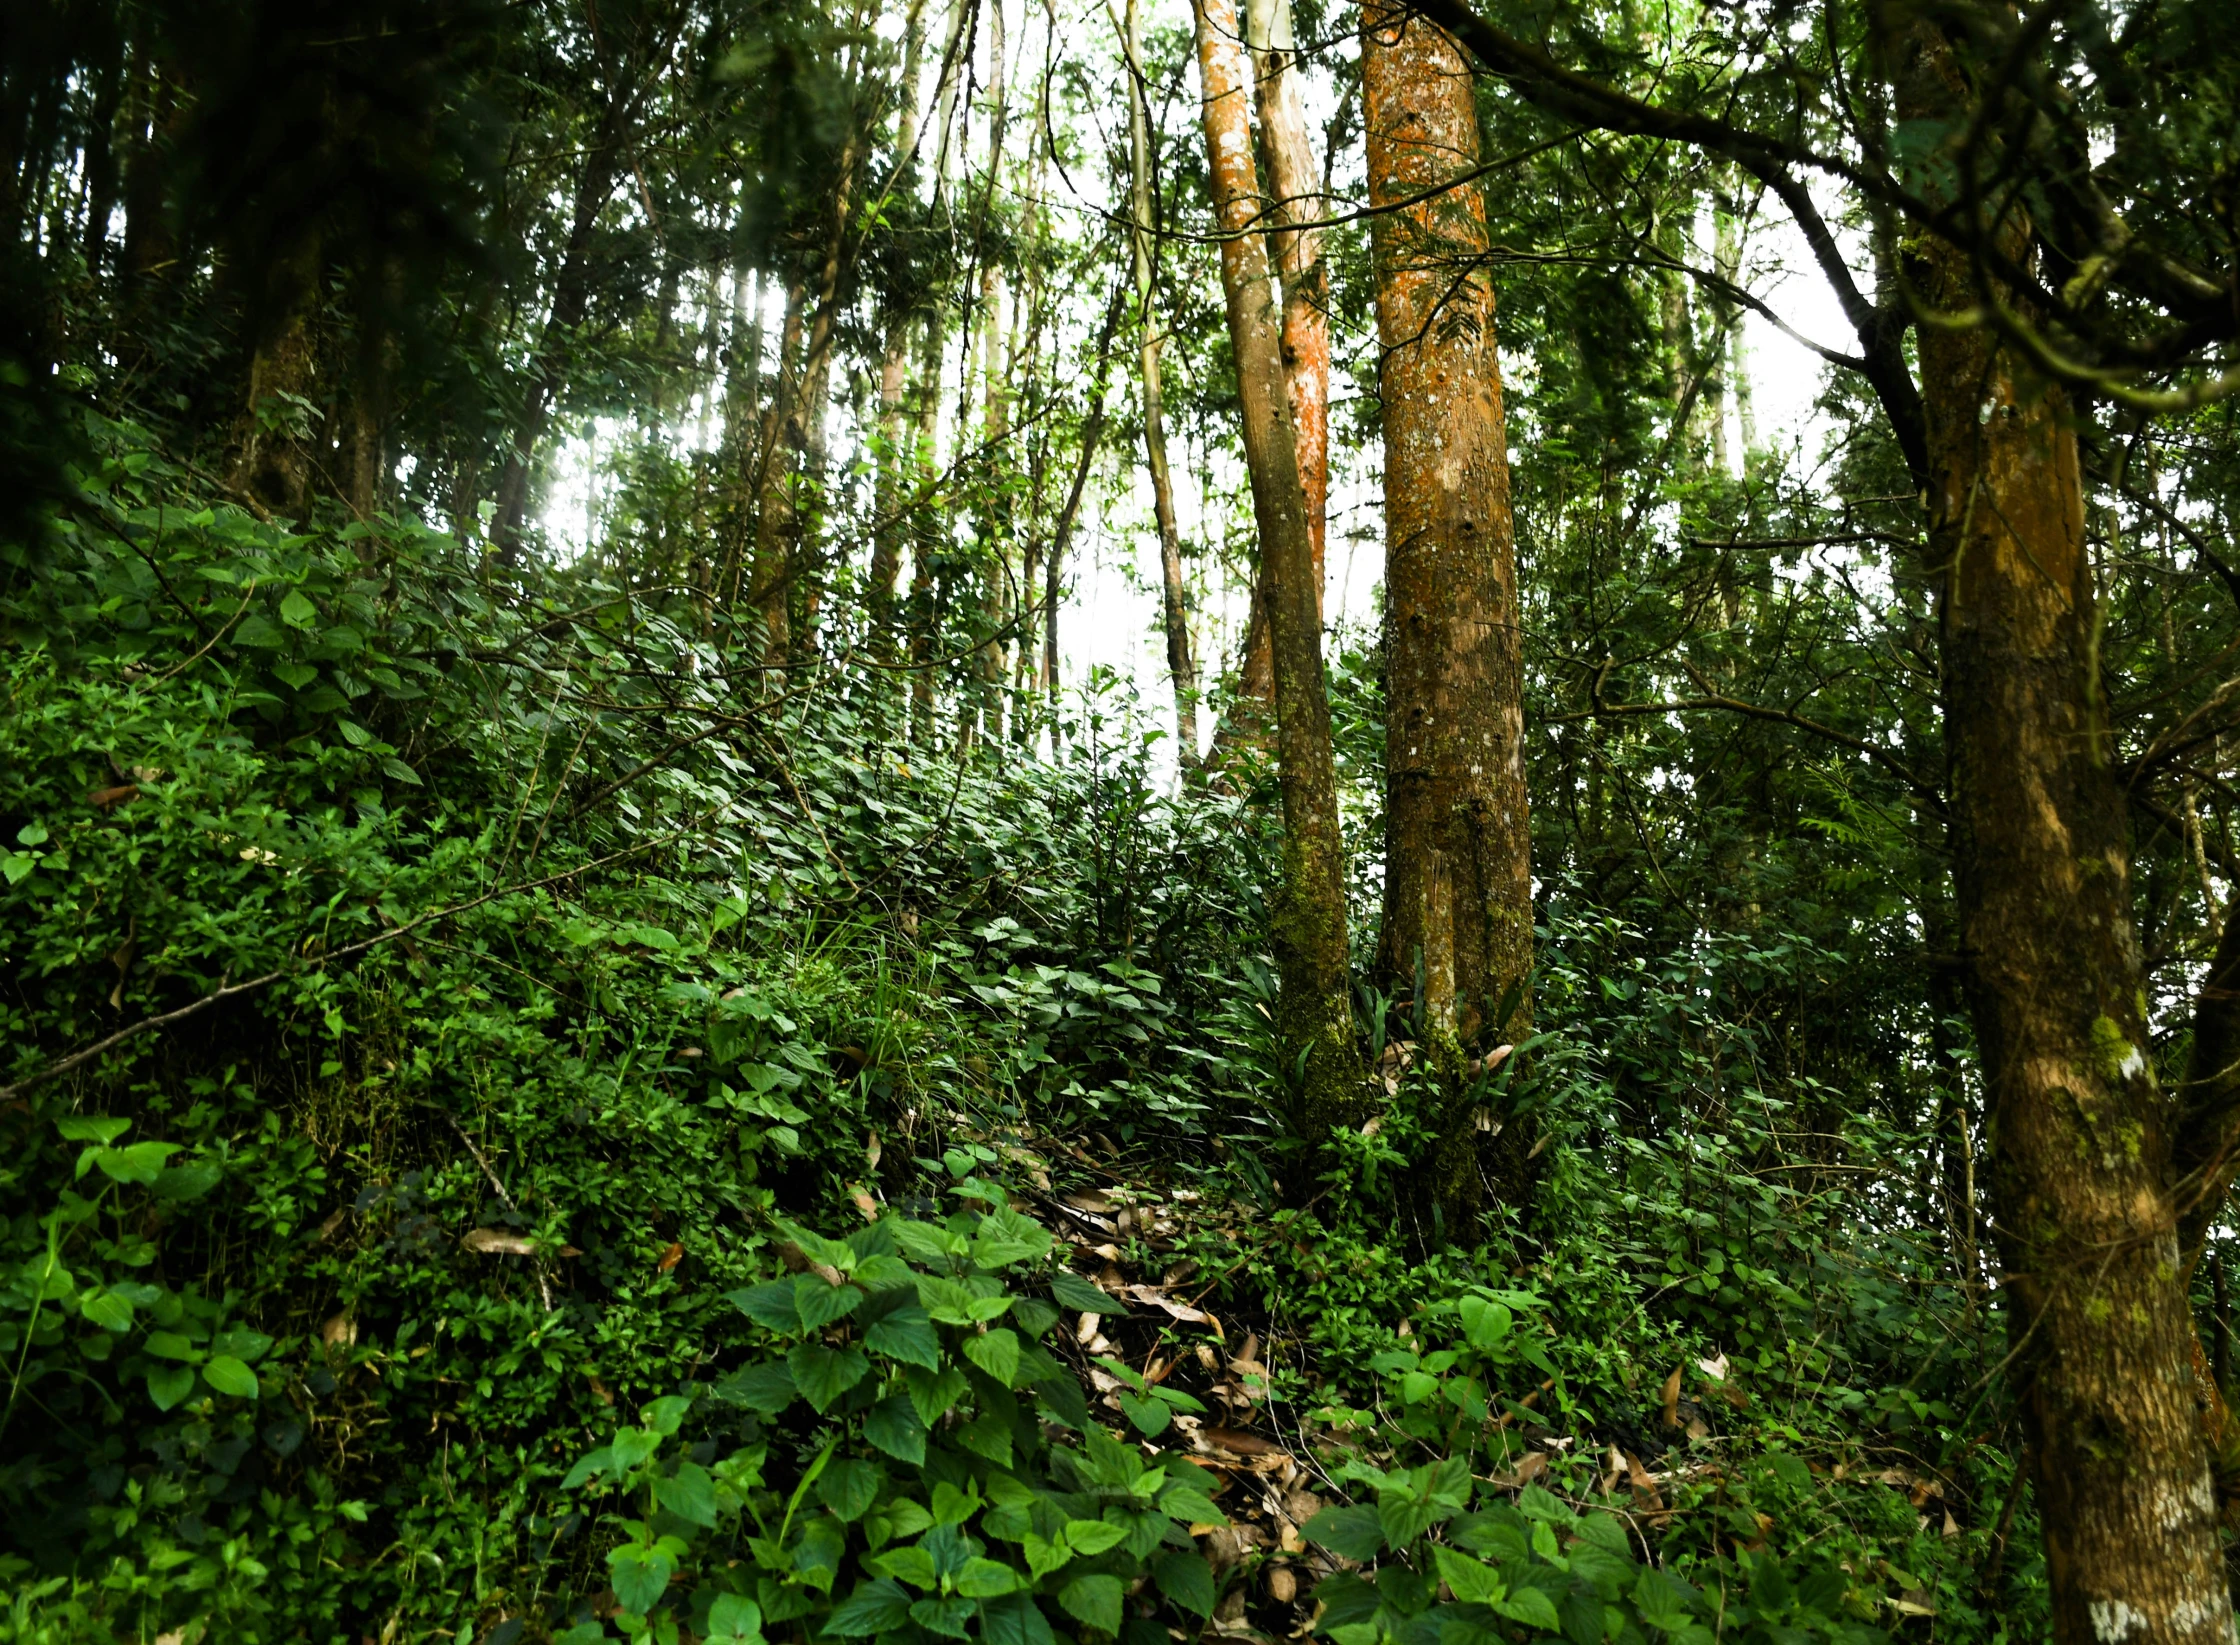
[{"xmin": 1192, "ymin": 0, "xmax": 1361, "ymax": 1136}]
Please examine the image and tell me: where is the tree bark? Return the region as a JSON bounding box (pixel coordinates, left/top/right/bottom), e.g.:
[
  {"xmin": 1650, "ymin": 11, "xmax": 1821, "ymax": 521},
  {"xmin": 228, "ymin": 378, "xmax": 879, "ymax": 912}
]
[
  {"xmin": 1362, "ymin": 0, "xmax": 1532, "ymax": 1224},
  {"xmin": 1124, "ymin": 0, "xmax": 1200, "ymax": 768},
  {"xmin": 1192, "ymin": 0, "xmax": 1361, "ymax": 1137},
  {"xmin": 1896, "ymin": 23, "xmax": 2234, "ymax": 1643}
]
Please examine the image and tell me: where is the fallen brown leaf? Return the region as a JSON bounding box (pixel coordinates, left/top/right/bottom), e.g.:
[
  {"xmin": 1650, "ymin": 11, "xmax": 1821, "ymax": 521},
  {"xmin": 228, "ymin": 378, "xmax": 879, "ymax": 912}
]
[
  {"xmin": 462, "ymin": 1228, "xmax": 538, "ymax": 1256},
  {"xmin": 1204, "ymin": 1427, "xmax": 1287, "ymax": 1458},
  {"xmin": 88, "ymin": 783, "xmax": 139, "ymax": 809},
  {"xmin": 1660, "ymin": 1364, "xmax": 1683, "ymax": 1429},
  {"xmin": 656, "ymin": 1241, "xmax": 684, "ymax": 1272}
]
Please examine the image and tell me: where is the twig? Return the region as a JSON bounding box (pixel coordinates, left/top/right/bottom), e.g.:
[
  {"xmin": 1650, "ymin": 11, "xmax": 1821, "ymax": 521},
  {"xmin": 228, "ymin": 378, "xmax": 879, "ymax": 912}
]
[{"xmin": 449, "ymin": 1115, "xmax": 553, "ymax": 1310}]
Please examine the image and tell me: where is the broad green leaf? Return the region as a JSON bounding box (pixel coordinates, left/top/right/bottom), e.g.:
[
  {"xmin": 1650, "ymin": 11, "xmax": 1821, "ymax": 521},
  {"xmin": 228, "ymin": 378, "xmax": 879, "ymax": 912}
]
[
  {"xmin": 708, "ymin": 1593, "xmax": 763, "ymax": 1643},
  {"xmin": 1153, "ymin": 1552, "xmax": 1216, "ymax": 1618},
  {"xmin": 1434, "ymin": 1546, "xmax": 1508, "ymax": 1607},
  {"xmin": 1156, "ymin": 1481, "xmax": 1224, "ymax": 1527},
  {"xmin": 641, "ymin": 1395, "xmax": 692, "ymax": 1436},
  {"xmin": 94, "ymin": 1140, "xmax": 181, "ymax": 1184},
  {"xmin": 1058, "ymin": 1573, "xmax": 1124, "ymax": 1636},
  {"xmin": 1117, "ymin": 1392, "xmax": 1170, "ymax": 1436},
  {"xmin": 795, "ymin": 1272, "xmax": 864, "ymax": 1330},
  {"xmin": 788, "ymin": 1344, "xmax": 871, "ymax": 1412},
  {"xmin": 146, "ymin": 1364, "xmax": 195, "ymax": 1411},
  {"xmin": 864, "ymin": 1394, "xmax": 928, "ymax": 1464},
  {"xmin": 151, "ymin": 1163, "xmax": 222, "ymax": 1200},
  {"xmin": 818, "ymin": 1458, "xmax": 883, "ymax": 1522},
  {"xmin": 1025, "ymin": 1531, "xmax": 1072, "ymax": 1578},
  {"xmin": 713, "ymin": 1361, "xmax": 797, "ymax": 1414},
  {"xmin": 611, "ymin": 1428, "xmax": 661, "ymax": 1473},
  {"xmin": 904, "ymin": 1365, "xmax": 968, "ymax": 1428},
  {"xmin": 865, "ymin": 1304, "xmax": 941, "ymax": 1369},
  {"xmin": 212, "ymin": 1328, "xmax": 273, "ymax": 1363},
  {"xmin": 561, "ymin": 1446, "xmax": 616, "ymax": 1490},
  {"xmin": 80, "ymin": 1290, "xmax": 134, "ymax": 1332},
  {"xmin": 1459, "ymin": 1295, "xmax": 1513, "ymax": 1350},
  {"xmin": 825, "ymin": 1579, "xmax": 914, "ymax": 1637},
  {"xmin": 56, "ymin": 1116, "xmax": 130, "ymax": 1144},
  {"xmin": 909, "ymin": 1597, "xmax": 976, "ymax": 1639},
  {"xmin": 280, "ymin": 589, "xmax": 319, "ymax": 628},
  {"xmin": 144, "ymin": 1330, "xmax": 200, "ymax": 1362},
  {"xmin": 871, "ymin": 1545, "xmax": 940, "ymax": 1589},
  {"xmin": 1303, "ymin": 1505, "xmax": 1384, "ymax": 1562},
  {"xmin": 609, "ymin": 1540, "xmax": 676, "ymax": 1617},
  {"xmin": 892, "ymin": 1219, "xmax": 965, "ymax": 1265},
  {"xmin": 979, "ymin": 1594, "xmax": 1058, "ymax": 1645},
  {"xmin": 971, "ymin": 1208, "xmax": 1052, "ymax": 1268},
  {"xmin": 1049, "ymin": 1271, "xmax": 1113, "ymax": 1313},
  {"xmin": 961, "ymin": 1328, "xmax": 1021, "ymax": 1386},
  {"xmin": 920, "ymin": 1274, "xmax": 1012, "ymax": 1326},
  {"xmin": 656, "ymin": 1461, "xmax": 720, "ymax": 1527},
  {"xmin": 1496, "ymin": 1587, "xmax": 1564, "ymax": 1633},
  {"xmin": 202, "ymin": 1355, "xmax": 258, "ymax": 1398},
  {"xmin": 727, "ymin": 1280, "xmax": 804, "ymax": 1334},
  {"xmin": 1063, "ymin": 1519, "xmax": 1128, "ymax": 1556},
  {"xmin": 956, "ymin": 1558, "xmax": 1021, "ymax": 1598}
]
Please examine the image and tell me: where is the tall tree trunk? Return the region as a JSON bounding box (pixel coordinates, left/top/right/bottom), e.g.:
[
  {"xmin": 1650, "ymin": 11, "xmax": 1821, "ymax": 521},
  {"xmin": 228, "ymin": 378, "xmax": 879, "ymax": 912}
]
[
  {"xmin": 1363, "ymin": 0, "xmax": 1532, "ymax": 1223},
  {"xmin": 1895, "ymin": 23, "xmax": 2234, "ymax": 1643},
  {"xmin": 1192, "ymin": 0, "xmax": 1361, "ymax": 1138},
  {"xmin": 869, "ymin": 317, "xmax": 914, "ymax": 657},
  {"xmin": 1042, "ymin": 280, "xmax": 1128, "ymax": 743},
  {"xmin": 1124, "ymin": 0, "xmax": 1199, "ymax": 767},
  {"xmin": 745, "ymin": 277, "xmax": 807, "ymax": 662}
]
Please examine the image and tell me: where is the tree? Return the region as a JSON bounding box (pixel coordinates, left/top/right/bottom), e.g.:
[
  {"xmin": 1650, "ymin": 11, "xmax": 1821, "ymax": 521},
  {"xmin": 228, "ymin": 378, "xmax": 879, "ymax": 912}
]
[
  {"xmin": 1361, "ymin": 0, "xmax": 1531, "ymax": 1222},
  {"xmin": 1190, "ymin": 0, "xmax": 1361, "ymax": 1137}
]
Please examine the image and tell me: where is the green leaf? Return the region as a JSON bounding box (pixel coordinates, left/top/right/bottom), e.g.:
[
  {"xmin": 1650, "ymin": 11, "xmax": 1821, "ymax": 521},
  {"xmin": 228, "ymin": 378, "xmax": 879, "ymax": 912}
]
[
  {"xmin": 657, "ymin": 1461, "xmax": 720, "ymax": 1528},
  {"xmin": 825, "ymin": 1579, "xmax": 914, "ymax": 1637},
  {"xmin": 864, "ymin": 1394, "xmax": 929, "ymax": 1465},
  {"xmin": 56, "ymin": 1116, "xmax": 129, "ymax": 1144},
  {"xmin": 609, "ymin": 1540, "xmax": 676, "ymax": 1617},
  {"xmin": 818, "ymin": 1458, "xmax": 883, "ymax": 1522},
  {"xmin": 1303, "ymin": 1505, "xmax": 1384, "ymax": 1562},
  {"xmin": 1025, "ymin": 1532, "xmax": 1072, "ymax": 1579},
  {"xmin": 795, "ymin": 1272, "xmax": 865, "ymax": 1331},
  {"xmin": 80, "ymin": 1290, "xmax": 134, "ymax": 1332},
  {"xmin": 708, "ymin": 1593, "xmax": 763, "ymax": 1643},
  {"xmin": 1156, "ymin": 1482, "xmax": 1224, "ymax": 1526},
  {"xmin": 202, "ymin": 1355, "xmax": 259, "ymax": 1398},
  {"xmin": 1153, "ymin": 1552, "xmax": 1216, "ymax": 1618},
  {"xmin": 788, "ymin": 1344, "xmax": 871, "ymax": 1412},
  {"xmin": 1118, "ymin": 1392, "xmax": 1171, "ymax": 1436},
  {"xmin": 144, "ymin": 1330, "xmax": 200, "ymax": 1362},
  {"xmin": 920, "ymin": 1275, "xmax": 1013, "ymax": 1326},
  {"xmin": 1049, "ymin": 1272, "xmax": 1112, "ymax": 1313},
  {"xmin": 212, "ymin": 1328, "xmax": 273, "ymax": 1363},
  {"xmin": 728, "ymin": 1281, "xmax": 804, "ymax": 1334},
  {"xmin": 1495, "ymin": 1587, "xmax": 1564, "ymax": 1633},
  {"xmin": 151, "ymin": 1163, "xmax": 222, "ymax": 1201},
  {"xmin": 910, "ymin": 1597, "xmax": 976, "ymax": 1638},
  {"xmin": 641, "ymin": 1395, "xmax": 692, "ymax": 1436},
  {"xmin": 892, "ymin": 1219, "xmax": 964, "ymax": 1265},
  {"xmin": 146, "ymin": 1364, "xmax": 195, "ymax": 1411},
  {"xmin": 972, "ymin": 1208, "xmax": 1053, "ymax": 1269},
  {"xmin": 961, "ymin": 1328, "xmax": 1021, "ymax": 1386},
  {"xmin": 956, "ymin": 1558, "xmax": 1022, "ymax": 1598},
  {"xmin": 1064, "ymin": 1519, "xmax": 1128, "ymax": 1556},
  {"xmin": 713, "ymin": 1362, "xmax": 797, "ymax": 1414},
  {"xmin": 979, "ymin": 1594, "xmax": 1058, "ymax": 1645},
  {"xmin": 865, "ymin": 1304, "xmax": 942, "ymax": 1370},
  {"xmin": 871, "ymin": 1545, "xmax": 940, "ymax": 1588},
  {"xmin": 561, "ymin": 1447, "xmax": 617, "ymax": 1490},
  {"xmin": 1434, "ymin": 1546, "xmax": 1508, "ymax": 1607},
  {"xmin": 1459, "ymin": 1295, "xmax": 1513, "ymax": 1351},
  {"xmin": 94, "ymin": 1140, "xmax": 180, "ymax": 1184},
  {"xmin": 1058, "ymin": 1574, "xmax": 1125, "ymax": 1636},
  {"xmin": 904, "ymin": 1365, "xmax": 969, "ymax": 1428},
  {"xmin": 380, "ymin": 757, "xmax": 423, "ymax": 786},
  {"xmin": 273, "ymin": 659, "xmax": 318, "ymax": 690},
  {"xmin": 280, "ymin": 589, "xmax": 319, "ymax": 628}
]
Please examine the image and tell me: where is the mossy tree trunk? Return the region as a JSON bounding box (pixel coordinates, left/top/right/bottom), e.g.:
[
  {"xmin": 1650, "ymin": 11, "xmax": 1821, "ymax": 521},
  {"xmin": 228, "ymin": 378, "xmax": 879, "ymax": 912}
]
[
  {"xmin": 1191, "ymin": 0, "xmax": 1362, "ymax": 1140},
  {"xmin": 1899, "ymin": 23, "xmax": 2235, "ymax": 1643},
  {"xmin": 1363, "ymin": 0, "xmax": 1532, "ymax": 1223}
]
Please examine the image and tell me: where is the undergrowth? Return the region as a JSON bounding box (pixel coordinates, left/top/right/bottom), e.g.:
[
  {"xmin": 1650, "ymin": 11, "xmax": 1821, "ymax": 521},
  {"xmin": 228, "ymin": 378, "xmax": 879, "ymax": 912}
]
[{"xmin": 0, "ymin": 414, "xmax": 2040, "ymax": 1642}]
